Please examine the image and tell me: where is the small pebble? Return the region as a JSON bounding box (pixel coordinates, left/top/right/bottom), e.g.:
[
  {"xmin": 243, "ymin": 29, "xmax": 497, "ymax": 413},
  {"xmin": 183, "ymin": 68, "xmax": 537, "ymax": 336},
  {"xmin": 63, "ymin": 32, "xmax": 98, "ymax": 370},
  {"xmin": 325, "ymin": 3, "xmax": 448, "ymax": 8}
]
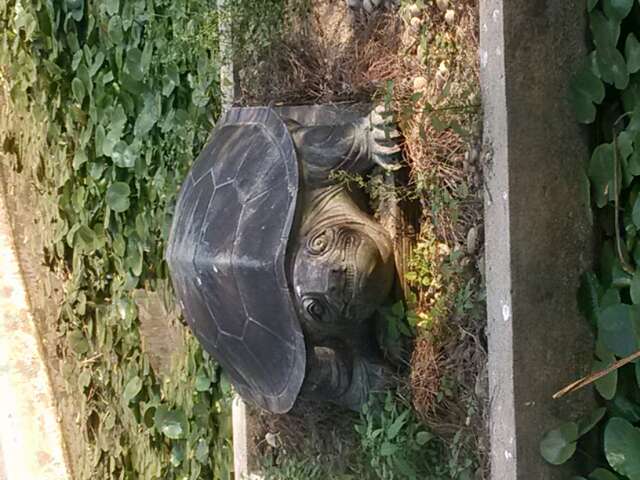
[
  {"xmin": 265, "ymin": 432, "xmax": 278, "ymax": 448},
  {"xmin": 444, "ymin": 9, "xmax": 455, "ymax": 25},
  {"xmin": 437, "ymin": 242, "xmax": 450, "ymax": 257},
  {"xmin": 435, "ymin": 61, "xmax": 448, "ymax": 89},
  {"xmin": 363, "ymin": 0, "xmax": 375, "ymax": 13},
  {"xmin": 436, "ymin": 0, "xmax": 449, "ymax": 12},
  {"xmin": 408, "ymin": 3, "xmax": 421, "ymax": 17},
  {"xmin": 371, "ymin": 0, "xmax": 383, "ymax": 6},
  {"xmin": 410, "ymin": 16, "xmax": 423, "ymax": 33},
  {"xmin": 413, "ymin": 76, "xmax": 428, "ymax": 92},
  {"xmin": 466, "ymin": 226, "xmax": 478, "ymax": 254}
]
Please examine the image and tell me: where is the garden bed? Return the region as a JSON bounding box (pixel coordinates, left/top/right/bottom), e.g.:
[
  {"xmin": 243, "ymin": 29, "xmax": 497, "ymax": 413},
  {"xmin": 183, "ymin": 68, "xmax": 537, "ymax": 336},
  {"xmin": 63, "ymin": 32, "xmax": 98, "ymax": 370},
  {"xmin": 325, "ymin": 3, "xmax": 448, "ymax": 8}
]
[{"xmin": 229, "ymin": 1, "xmax": 489, "ymax": 478}]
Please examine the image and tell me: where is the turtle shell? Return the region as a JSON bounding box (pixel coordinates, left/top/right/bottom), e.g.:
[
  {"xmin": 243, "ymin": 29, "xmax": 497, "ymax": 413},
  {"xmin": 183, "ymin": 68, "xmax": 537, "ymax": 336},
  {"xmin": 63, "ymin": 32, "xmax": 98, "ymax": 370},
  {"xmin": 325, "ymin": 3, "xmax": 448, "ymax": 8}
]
[{"xmin": 166, "ymin": 107, "xmax": 305, "ymax": 413}]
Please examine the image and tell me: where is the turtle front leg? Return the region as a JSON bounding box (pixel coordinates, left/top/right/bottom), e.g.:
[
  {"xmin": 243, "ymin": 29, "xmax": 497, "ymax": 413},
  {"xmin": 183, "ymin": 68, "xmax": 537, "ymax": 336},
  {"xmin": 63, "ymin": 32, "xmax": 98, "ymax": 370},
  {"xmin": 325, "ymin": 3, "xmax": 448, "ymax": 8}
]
[
  {"xmin": 368, "ymin": 104, "xmax": 403, "ymax": 171},
  {"xmin": 301, "ymin": 346, "xmax": 390, "ymax": 410}
]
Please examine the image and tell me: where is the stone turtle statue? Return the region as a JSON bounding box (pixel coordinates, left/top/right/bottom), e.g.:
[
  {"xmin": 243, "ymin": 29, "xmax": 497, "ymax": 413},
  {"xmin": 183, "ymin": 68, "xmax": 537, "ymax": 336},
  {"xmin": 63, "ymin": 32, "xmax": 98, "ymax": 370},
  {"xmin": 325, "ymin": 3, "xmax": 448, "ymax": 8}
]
[{"xmin": 166, "ymin": 105, "xmax": 403, "ymax": 413}]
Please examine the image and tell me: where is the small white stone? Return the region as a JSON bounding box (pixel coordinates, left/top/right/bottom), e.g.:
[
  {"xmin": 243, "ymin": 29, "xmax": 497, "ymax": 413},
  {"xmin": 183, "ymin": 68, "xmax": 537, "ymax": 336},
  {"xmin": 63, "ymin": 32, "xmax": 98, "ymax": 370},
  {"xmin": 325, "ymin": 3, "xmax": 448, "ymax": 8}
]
[
  {"xmin": 466, "ymin": 226, "xmax": 478, "ymax": 254},
  {"xmin": 436, "ymin": 0, "xmax": 448, "ymax": 12},
  {"xmin": 444, "ymin": 9, "xmax": 455, "ymax": 25},
  {"xmin": 410, "ymin": 16, "xmax": 422, "ymax": 33},
  {"xmin": 437, "ymin": 242, "xmax": 451, "ymax": 257},
  {"xmin": 265, "ymin": 432, "xmax": 278, "ymax": 448},
  {"xmin": 435, "ymin": 62, "xmax": 448, "ymax": 89},
  {"xmin": 413, "ymin": 76, "xmax": 428, "ymax": 92},
  {"xmin": 408, "ymin": 3, "xmax": 421, "ymax": 17}
]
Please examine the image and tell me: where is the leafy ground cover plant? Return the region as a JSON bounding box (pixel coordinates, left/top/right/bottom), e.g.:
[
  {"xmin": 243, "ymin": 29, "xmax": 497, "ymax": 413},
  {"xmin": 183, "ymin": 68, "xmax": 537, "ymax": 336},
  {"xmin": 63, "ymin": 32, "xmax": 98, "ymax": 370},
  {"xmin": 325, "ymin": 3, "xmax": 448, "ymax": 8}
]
[
  {"xmin": 0, "ymin": 0, "xmax": 243, "ymax": 478},
  {"xmin": 541, "ymin": 0, "xmax": 640, "ymax": 478}
]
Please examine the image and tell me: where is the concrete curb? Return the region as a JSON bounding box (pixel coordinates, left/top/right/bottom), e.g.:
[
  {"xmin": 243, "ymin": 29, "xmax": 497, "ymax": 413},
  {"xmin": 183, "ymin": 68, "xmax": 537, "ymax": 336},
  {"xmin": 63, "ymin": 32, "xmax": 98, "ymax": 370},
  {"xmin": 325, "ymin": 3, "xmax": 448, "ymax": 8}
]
[
  {"xmin": 481, "ymin": 1, "xmax": 596, "ymax": 478},
  {"xmin": 0, "ymin": 192, "xmax": 71, "ymax": 479}
]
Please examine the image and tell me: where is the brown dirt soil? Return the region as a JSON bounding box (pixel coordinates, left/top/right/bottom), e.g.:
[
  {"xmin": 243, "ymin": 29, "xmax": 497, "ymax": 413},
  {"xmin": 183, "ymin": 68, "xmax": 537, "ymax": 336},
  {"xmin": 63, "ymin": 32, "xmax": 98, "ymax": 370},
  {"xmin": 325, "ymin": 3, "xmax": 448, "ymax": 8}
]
[
  {"xmin": 0, "ymin": 87, "xmax": 83, "ymax": 479},
  {"xmin": 240, "ymin": 0, "xmax": 488, "ymax": 477}
]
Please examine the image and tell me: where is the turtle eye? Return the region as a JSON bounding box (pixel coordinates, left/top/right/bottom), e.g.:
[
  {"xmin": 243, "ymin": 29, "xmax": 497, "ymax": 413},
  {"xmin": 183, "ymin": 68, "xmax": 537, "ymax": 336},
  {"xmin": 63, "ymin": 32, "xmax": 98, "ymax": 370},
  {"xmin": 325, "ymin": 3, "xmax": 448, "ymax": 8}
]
[
  {"xmin": 303, "ymin": 298, "xmax": 324, "ymax": 321},
  {"xmin": 307, "ymin": 230, "xmax": 332, "ymax": 255}
]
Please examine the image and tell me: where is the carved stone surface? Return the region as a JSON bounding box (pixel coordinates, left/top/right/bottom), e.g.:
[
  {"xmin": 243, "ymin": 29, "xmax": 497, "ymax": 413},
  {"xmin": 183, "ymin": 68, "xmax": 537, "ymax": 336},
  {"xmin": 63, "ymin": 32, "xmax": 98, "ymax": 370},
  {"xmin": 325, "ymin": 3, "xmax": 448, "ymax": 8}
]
[{"xmin": 166, "ymin": 105, "xmax": 402, "ymax": 413}]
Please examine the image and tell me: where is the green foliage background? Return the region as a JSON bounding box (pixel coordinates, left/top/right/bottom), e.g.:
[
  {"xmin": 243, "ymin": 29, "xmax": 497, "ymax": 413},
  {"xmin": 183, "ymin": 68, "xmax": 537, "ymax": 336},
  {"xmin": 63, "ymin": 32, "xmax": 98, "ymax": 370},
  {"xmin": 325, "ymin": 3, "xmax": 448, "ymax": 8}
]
[
  {"xmin": 542, "ymin": 0, "xmax": 640, "ymax": 478},
  {"xmin": 0, "ymin": 0, "xmax": 237, "ymax": 478}
]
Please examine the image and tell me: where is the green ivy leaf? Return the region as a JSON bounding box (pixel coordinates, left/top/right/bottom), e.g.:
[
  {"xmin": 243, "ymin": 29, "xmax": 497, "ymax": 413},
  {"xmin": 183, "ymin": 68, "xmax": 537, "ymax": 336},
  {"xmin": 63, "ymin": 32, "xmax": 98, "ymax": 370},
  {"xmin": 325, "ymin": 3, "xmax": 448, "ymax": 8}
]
[
  {"xmin": 570, "ymin": 66, "xmax": 606, "ymax": 123},
  {"xmin": 605, "ymin": 417, "xmax": 640, "ymax": 479},
  {"xmin": 72, "ymin": 77, "xmax": 85, "ymax": 104},
  {"xmin": 631, "ymin": 270, "xmax": 640, "ymax": 303},
  {"xmin": 588, "ymin": 0, "xmax": 599, "ymax": 10},
  {"xmin": 626, "ymin": 34, "xmax": 640, "ymax": 74},
  {"xmin": 594, "ymin": 358, "xmax": 618, "ymax": 399},
  {"xmin": 125, "ymin": 48, "xmax": 144, "ymax": 81},
  {"xmin": 597, "ymin": 304, "xmax": 640, "ymax": 357},
  {"xmin": 589, "ymin": 143, "xmax": 615, "ymax": 207},
  {"xmin": 578, "ymin": 407, "xmax": 608, "ymax": 436},
  {"xmin": 540, "ymin": 422, "xmax": 579, "ymax": 465},
  {"xmin": 72, "ymin": 50, "xmax": 83, "ymax": 71},
  {"xmin": 590, "ymin": 10, "xmax": 621, "ymax": 48},
  {"xmin": 154, "ymin": 407, "xmax": 188, "ymax": 440},
  {"xmin": 590, "ymin": 468, "xmax": 622, "ymax": 480},
  {"xmin": 111, "ymin": 141, "xmax": 137, "ymax": 168},
  {"xmin": 89, "ymin": 51, "xmax": 105, "ymax": 77},
  {"xmin": 107, "ymin": 16, "xmax": 123, "ymax": 45},
  {"xmin": 195, "ymin": 367, "xmax": 211, "ymax": 392},
  {"xmin": 106, "ymin": 182, "xmax": 131, "ymax": 213},
  {"xmin": 105, "ymin": 0, "xmax": 119, "ymax": 16},
  {"xmin": 68, "ymin": 329, "xmax": 90, "ymax": 355},
  {"xmin": 415, "ymin": 431, "xmax": 433, "ymax": 446},
  {"xmin": 597, "ymin": 46, "xmax": 630, "ymax": 90},
  {"xmin": 603, "ymin": 0, "xmax": 633, "ymax": 21},
  {"xmin": 123, "ymin": 376, "xmax": 142, "ymax": 403},
  {"xmin": 75, "ymin": 225, "xmax": 97, "ymax": 252},
  {"xmin": 73, "ymin": 149, "xmax": 88, "ymax": 170},
  {"xmin": 380, "ymin": 442, "xmax": 399, "ymax": 457},
  {"xmin": 134, "ymin": 93, "xmax": 160, "ymax": 137},
  {"xmin": 170, "ymin": 442, "xmax": 185, "ymax": 466},
  {"xmin": 195, "ymin": 439, "xmax": 209, "ymax": 464}
]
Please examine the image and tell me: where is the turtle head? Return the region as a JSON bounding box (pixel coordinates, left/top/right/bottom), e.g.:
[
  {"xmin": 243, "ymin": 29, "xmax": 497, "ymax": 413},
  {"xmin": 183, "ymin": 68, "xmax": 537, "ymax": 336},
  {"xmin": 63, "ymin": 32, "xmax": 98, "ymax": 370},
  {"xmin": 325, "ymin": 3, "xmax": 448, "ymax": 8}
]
[{"xmin": 291, "ymin": 189, "xmax": 395, "ymax": 339}]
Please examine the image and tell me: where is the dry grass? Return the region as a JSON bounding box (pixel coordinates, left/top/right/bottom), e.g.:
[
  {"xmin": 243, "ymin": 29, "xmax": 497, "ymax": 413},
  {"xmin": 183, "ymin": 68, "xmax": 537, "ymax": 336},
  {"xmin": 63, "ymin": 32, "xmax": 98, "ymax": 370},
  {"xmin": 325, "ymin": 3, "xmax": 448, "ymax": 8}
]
[{"xmin": 238, "ymin": 0, "xmax": 488, "ymax": 476}]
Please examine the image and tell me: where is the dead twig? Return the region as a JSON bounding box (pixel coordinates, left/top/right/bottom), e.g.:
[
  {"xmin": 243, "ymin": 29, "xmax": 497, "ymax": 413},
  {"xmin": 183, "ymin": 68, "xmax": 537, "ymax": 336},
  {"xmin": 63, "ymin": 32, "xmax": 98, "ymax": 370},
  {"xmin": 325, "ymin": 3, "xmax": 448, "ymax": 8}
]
[{"xmin": 553, "ymin": 350, "xmax": 640, "ymax": 399}]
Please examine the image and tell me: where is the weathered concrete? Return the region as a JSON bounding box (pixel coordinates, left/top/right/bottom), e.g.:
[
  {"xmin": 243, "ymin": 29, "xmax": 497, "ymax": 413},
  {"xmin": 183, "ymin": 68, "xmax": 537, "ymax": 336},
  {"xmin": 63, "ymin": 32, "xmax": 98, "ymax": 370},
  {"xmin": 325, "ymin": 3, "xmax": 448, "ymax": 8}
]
[
  {"xmin": 481, "ymin": 1, "xmax": 595, "ymax": 478},
  {"xmin": 0, "ymin": 189, "xmax": 71, "ymax": 480}
]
